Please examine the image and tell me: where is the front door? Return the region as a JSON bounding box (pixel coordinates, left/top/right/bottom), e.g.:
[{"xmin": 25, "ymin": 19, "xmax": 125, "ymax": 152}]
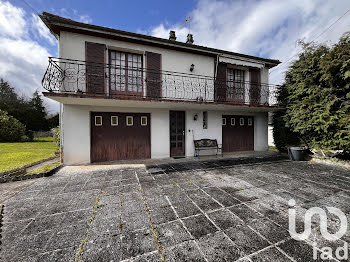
[{"xmin": 170, "ymin": 111, "xmax": 185, "ymax": 157}]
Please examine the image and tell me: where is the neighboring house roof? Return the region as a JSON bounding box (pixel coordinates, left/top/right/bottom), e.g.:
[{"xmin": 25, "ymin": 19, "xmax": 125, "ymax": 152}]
[{"xmin": 40, "ymin": 12, "xmax": 281, "ymax": 68}]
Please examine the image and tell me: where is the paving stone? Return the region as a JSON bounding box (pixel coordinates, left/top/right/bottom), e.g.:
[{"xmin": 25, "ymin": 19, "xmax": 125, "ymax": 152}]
[
  {"xmin": 83, "ymin": 233, "xmax": 122, "ymax": 262},
  {"xmin": 171, "ymin": 199, "xmax": 201, "ymax": 218},
  {"xmin": 277, "ymin": 238, "xmax": 338, "ymax": 262},
  {"xmin": 197, "ymin": 231, "xmax": 244, "ymax": 261},
  {"xmin": 121, "ymin": 228, "xmax": 157, "ymax": 260},
  {"xmin": 164, "ymin": 240, "xmax": 206, "ymax": 262},
  {"xmin": 1, "ymin": 230, "xmax": 54, "ymax": 260},
  {"xmin": 249, "ymin": 247, "xmax": 292, "ymax": 261},
  {"xmin": 248, "ymin": 218, "xmax": 289, "ymax": 244},
  {"xmin": 36, "ymin": 247, "xmax": 77, "ymax": 262},
  {"xmin": 202, "ymin": 186, "xmax": 241, "ymax": 207},
  {"xmin": 207, "ymin": 208, "xmax": 242, "ymax": 230},
  {"xmin": 123, "ymin": 251, "xmax": 161, "ymax": 262},
  {"xmin": 228, "ymin": 203, "xmax": 264, "ymax": 223},
  {"xmin": 150, "ymin": 206, "xmax": 177, "ymax": 224},
  {"xmin": 186, "ymin": 189, "xmax": 221, "ymax": 212},
  {"xmin": 156, "ymin": 220, "xmax": 192, "ymax": 247},
  {"xmin": 2, "ymin": 160, "xmax": 350, "ymax": 261},
  {"xmin": 182, "ymin": 214, "xmax": 218, "ymax": 239},
  {"xmin": 45, "ymin": 223, "xmax": 88, "ymax": 251},
  {"xmin": 224, "ymin": 223, "xmax": 270, "ymax": 255}
]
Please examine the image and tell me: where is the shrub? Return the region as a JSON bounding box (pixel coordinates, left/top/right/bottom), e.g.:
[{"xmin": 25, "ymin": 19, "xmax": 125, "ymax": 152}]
[
  {"xmin": 53, "ymin": 127, "xmax": 60, "ymax": 146},
  {"xmin": 0, "ymin": 110, "xmax": 26, "ymax": 142},
  {"xmin": 272, "ymin": 111, "xmax": 301, "ymax": 152}
]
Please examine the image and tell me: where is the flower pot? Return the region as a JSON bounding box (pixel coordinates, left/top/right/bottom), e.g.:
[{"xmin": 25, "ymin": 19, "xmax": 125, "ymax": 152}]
[{"xmin": 288, "ymin": 147, "xmax": 307, "ymax": 161}]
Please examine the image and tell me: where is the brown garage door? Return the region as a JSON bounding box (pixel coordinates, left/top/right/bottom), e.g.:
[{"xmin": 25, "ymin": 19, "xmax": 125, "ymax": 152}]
[
  {"xmin": 91, "ymin": 112, "xmax": 150, "ymax": 162},
  {"xmin": 222, "ymin": 115, "xmax": 254, "ymax": 152}
]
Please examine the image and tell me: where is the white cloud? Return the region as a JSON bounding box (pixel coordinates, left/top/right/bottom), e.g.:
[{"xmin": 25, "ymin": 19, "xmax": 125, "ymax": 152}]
[
  {"xmin": 148, "ymin": 0, "xmax": 350, "ymax": 85},
  {"xmin": 79, "ymin": 15, "xmax": 92, "ymax": 24},
  {"xmin": 0, "ymin": 1, "xmax": 59, "ymax": 113},
  {"xmin": 0, "ymin": 1, "xmax": 26, "ymax": 38},
  {"xmin": 31, "ymin": 14, "xmax": 56, "ymax": 45}
]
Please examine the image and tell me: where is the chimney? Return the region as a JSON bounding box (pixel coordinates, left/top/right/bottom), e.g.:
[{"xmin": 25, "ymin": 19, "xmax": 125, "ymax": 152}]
[
  {"xmin": 169, "ymin": 30, "xmax": 176, "ymax": 41},
  {"xmin": 186, "ymin": 34, "xmax": 194, "ymax": 44}
]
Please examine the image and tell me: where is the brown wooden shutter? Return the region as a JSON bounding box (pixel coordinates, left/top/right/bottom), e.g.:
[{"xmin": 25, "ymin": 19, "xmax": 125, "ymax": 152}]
[
  {"xmin": 145, "ymin": 51, "xmax": 162, "ymax": 98},
  {"xmin": 215, "ymin": 62, "xmax": 227, "ymax": 102},
  {"xmin": 249, "ymin": 68, "xmax": 261, "ymax": 105},
  {"xmin": 86, "ymin": 42, "xmax": 105, "ymax": 94}
]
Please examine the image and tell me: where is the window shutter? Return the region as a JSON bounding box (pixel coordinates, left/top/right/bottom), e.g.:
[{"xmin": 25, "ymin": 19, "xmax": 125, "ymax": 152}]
[
  {"xmin": 145, "ymin": 51, "xmax": 162, "ymax": 98},
  {"xmin": 215, "ymin": 62, "xmax": 227, "ymax": 102},
  {"xmin": 85, "ymin": 42, "xmax": 105, "ymax": 94},
  {"xmin": 249, "ymin": 68, "xmax": 261, "ymax": 105}
]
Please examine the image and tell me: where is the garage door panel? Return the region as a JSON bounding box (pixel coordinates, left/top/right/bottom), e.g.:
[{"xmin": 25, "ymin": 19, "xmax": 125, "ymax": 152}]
[
  {"xmin": 222, "ymin": 115, "xmax": 254, "ymax": 152},
  {"xmin": 91, "ymin": 112, "xmax": 150, "ymax": 162}
]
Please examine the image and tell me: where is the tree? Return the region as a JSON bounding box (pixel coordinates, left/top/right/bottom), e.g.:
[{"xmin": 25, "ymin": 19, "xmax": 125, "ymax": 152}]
[
  {"xmin": 0, "ymin": 110, "xmax": 26, "ymax": 142},
  {"xmin": 275, "ymin": 32, "xmax": 350, "ymax": 154},
  {"xmin": 0, "ymin": 79, "xmax": 52, "ymax": 132}
]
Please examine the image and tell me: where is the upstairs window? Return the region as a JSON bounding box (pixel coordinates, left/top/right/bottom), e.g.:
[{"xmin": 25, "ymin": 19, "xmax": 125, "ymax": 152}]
[
  {"xmin": 227, "ymin": 68, "xmax": 244, "ymax": 101},
  {"xmin": 109, "ymin": 50, "xmax": 142, "ymax": 94}
]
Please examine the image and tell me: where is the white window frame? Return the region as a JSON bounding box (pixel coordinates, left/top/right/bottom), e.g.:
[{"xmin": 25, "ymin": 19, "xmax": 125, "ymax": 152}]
[
  {"xmin": 95, "ymin": 116, "xmax": 102, "ymax": 126},
  {"xmin": 248, "ymin": 118, "xmax": 253, "ymax": 126},
  {"xmin": 240, "ymin": 117, "xmax": 244, "ymax": 126},
  {"xmin": 126, "ymin": 116, "xmax": 133, "ymax": 126},
  {"xmin": 111, "ymin": 116, "xmax": 118, "ymax": 126},
  {"xmin": 231, "ymin": 118, "xmax": 235, "ymax": 126},
  {"xmin": 222, "ymin": 118, "xmax": 226, "ymax": 126},
  {"xmin": 141, "ymin": 116, "xmax": 147, "ymax": 126}
]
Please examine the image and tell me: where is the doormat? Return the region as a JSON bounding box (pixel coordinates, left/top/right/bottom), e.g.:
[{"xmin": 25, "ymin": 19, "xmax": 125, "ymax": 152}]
[{"xmin": 172, "ymin": 156, "xmax": 186, "ymax": 159}]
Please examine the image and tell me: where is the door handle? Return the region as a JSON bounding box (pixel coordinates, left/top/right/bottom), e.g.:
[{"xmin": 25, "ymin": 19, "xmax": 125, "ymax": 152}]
[{"xmin": 182, "ymin": 130, "xmax": 185, "ymax": 135}]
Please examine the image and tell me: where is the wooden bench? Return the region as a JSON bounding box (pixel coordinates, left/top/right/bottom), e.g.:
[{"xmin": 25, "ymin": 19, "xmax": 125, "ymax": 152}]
[{"xmin": 194, "ymin": 139, "xmax": 222, "ymax": 157}]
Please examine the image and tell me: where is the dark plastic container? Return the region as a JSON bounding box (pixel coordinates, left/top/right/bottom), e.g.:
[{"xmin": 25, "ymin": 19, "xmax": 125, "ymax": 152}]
[{"xmin": 288, "ymin": 147, "xmax": 307, "ymax": 161}]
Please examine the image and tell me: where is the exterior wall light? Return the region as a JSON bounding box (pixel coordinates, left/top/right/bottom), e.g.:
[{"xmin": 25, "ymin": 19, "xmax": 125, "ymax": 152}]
[
  {"xmin": 190, "ymin": 64, "xmax": 195, "ymax": 72},
  {"xmin": 193, "ymin": 114, "xmax": 198, "ymax": 121}
]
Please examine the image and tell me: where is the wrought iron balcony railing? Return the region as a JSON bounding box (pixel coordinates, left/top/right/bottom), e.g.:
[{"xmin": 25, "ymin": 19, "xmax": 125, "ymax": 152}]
[{"xmin": 42, "ymin": 57, "xmax": 279, "ymax": 106}]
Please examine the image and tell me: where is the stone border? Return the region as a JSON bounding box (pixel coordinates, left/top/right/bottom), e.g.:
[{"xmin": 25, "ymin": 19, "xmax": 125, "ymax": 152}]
[
  {"xmin": 0, "ymin": 164, "xmax": 63, "ymax": 184},
  {"xmin": 0, "ymin": 155, "xmax": 59, "ymax": 177},
  {"xmin": 0, "ymin": 204, "xmax": 3, "ymax": 249}
]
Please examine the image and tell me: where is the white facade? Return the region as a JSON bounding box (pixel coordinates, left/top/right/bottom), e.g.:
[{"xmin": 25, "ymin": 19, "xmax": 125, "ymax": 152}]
[
  {"xmin": 49, "ymin": 30, "xmax": 277, "ymax": 164},
  {"xmin": 61, "ymin": 104, "xmax": 268, "ymax": 165}
]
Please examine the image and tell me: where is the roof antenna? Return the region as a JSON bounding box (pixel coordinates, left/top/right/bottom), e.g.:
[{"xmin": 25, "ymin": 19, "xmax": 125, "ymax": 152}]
[{"xmin": 182, "ymin": 16, "xmax": 191, "ymax": 34}]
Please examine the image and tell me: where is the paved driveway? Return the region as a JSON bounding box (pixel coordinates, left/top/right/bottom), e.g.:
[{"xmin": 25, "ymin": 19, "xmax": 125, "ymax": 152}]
[{"xmin": 1, "ymin": 158, "xmax": 349, "ymax": 261}]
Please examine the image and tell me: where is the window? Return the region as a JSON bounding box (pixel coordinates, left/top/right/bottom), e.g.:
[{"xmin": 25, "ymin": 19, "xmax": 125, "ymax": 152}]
[
  {"xmin": 109, "ymin": 50, "xmax": 142, "ymax": 93},
  {"xmin": 240, "ymin": 117, "xmax": 244, "ymax": 126},
  {"xmin": 111, "ymin": 116, "xmax": 118, "ymax": 126},
  {"xmin": 227, "ymin": 68, "xmax": 245, "ymax": 101},
  {"xmin": 248, "ymin": 118, "xmax": 253, "ymax": 126},
  {"xmin": 95, "ymin": 116, "xmax": 102, "ymax": 126},
  {"xmin": 126, "ymin": 116, "xmax": 133, "ymax": 126},
  {"xmin": 141, "ymin": 116, "xmax": 147, "ymax": 126},
  {"xmin": 222, "ymin": 118, "xmax": 226, "ymax": 126},
  {"xmin": 203, "ymin": 111, "xmax": 208, "ymax": 129},
  {"xmin": 231, "ymin": 118, "xmax": 235, "ymax": 126}
]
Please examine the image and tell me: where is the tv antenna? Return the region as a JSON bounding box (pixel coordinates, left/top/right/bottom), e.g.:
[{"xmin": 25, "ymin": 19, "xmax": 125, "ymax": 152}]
[{"xmin": 182, "ymin": 16, "xmax": 191, "ymax": 34}]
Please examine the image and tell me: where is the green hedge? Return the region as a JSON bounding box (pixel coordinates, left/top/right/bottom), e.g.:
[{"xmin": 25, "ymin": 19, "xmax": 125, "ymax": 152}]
[{"xmin": 0, "ymin": 110, "xmax": 26, "ymax": 142}]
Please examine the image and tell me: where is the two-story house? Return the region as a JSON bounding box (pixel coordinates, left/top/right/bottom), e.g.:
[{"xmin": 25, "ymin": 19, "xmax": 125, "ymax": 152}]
[{"xmin": 40, "ymin": 12, "xmax": 281, "ymax": 165}]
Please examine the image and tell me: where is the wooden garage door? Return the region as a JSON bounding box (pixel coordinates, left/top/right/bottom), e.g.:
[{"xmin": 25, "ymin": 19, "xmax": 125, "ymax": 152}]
[
  {"xmin": 222, "ymin": 115, "xmax": 254, "ymax": 152},
  {"xmin": 91, "ymin": 112, "xmax": 150, "ymax": 162}
]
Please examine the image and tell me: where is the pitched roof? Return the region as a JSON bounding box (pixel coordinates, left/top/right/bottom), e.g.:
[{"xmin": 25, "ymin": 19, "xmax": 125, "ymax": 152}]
[{"xmin": 40, "ymin": 12, "xmax": 281, "ymax": 68}]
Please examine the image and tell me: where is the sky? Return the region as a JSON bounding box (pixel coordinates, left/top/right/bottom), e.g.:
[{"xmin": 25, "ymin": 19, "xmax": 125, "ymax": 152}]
[{"xmin": 1, "ymin": 0, "xmax": 350, "ymax": 113}]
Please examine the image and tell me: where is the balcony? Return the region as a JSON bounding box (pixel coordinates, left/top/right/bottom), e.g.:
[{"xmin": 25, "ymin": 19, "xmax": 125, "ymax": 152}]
[{"xmin": 42, "ymin": 58, "xmax": 280, "ymax": 107}]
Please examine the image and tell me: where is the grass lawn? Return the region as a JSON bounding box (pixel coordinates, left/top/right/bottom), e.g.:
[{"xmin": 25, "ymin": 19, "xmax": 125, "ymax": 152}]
[{"xmin": 0, "ymin": 137, "xmax": 59, "ymax": 173}]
